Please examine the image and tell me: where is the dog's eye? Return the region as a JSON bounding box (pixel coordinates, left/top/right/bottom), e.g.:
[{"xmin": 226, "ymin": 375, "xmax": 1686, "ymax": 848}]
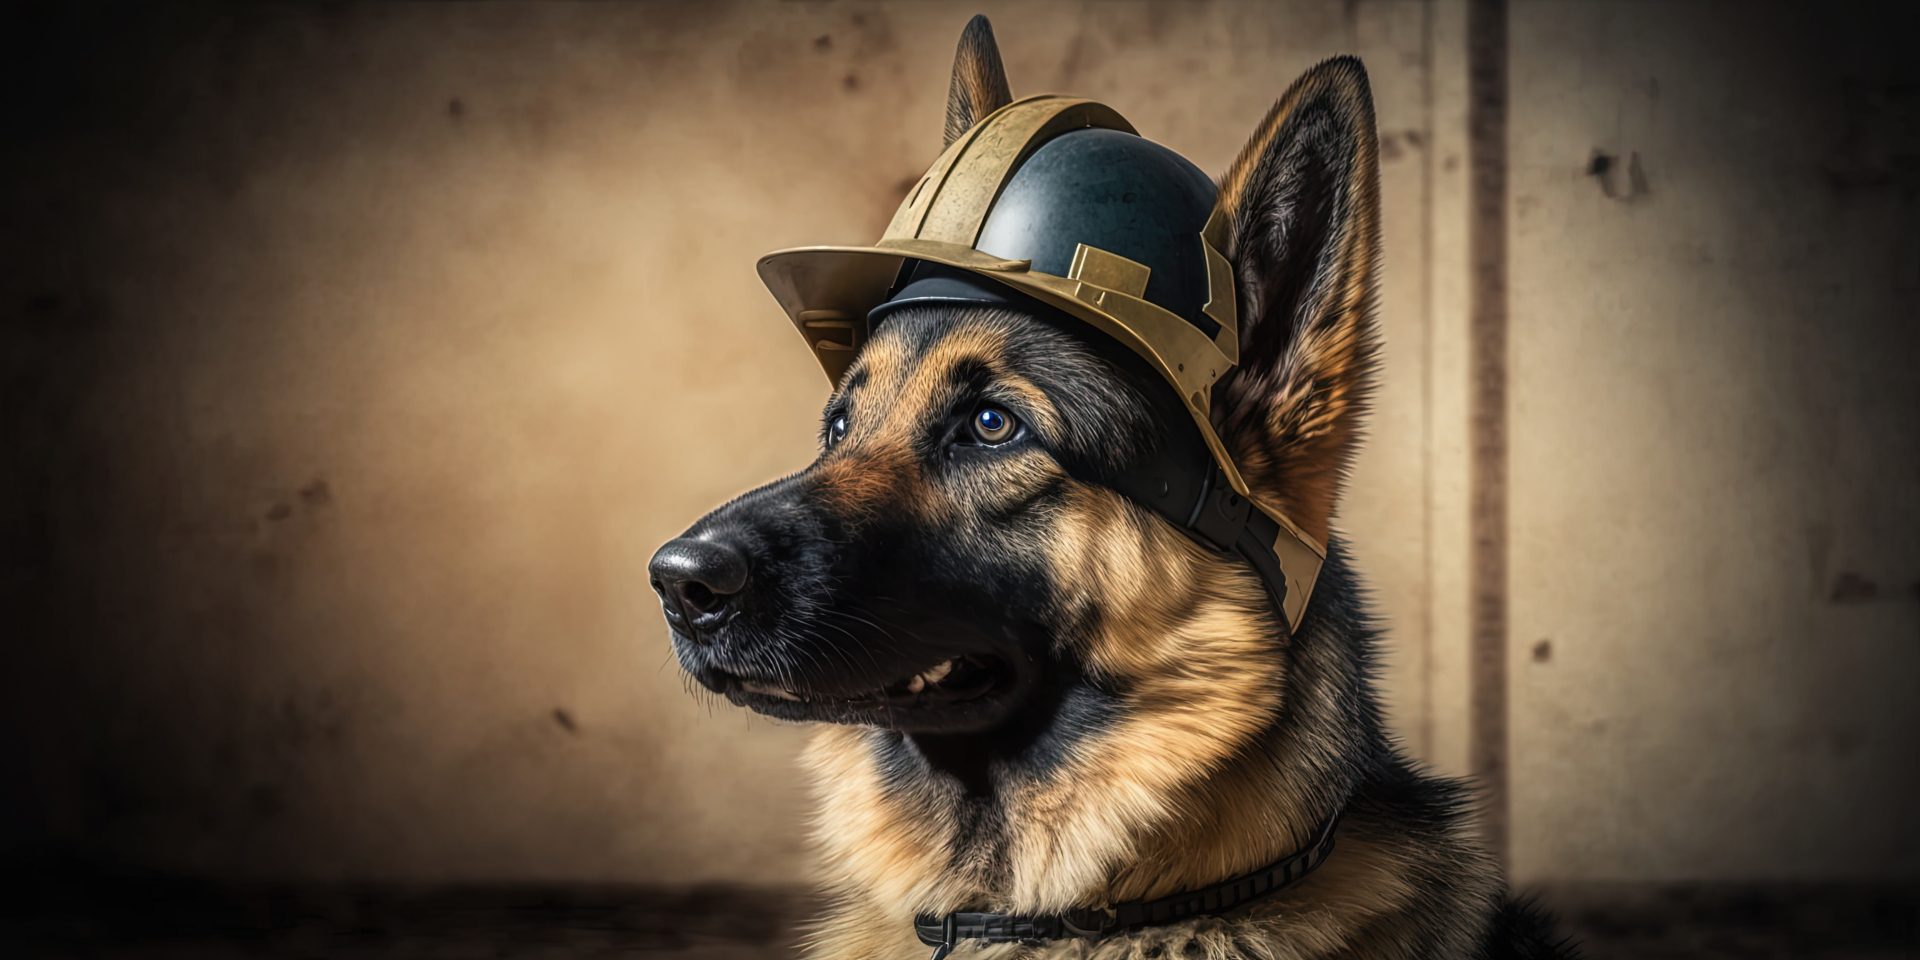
[
  {"xmin": 969, "ymin": 405, "xmax": 1019, "ymax": 445},
  {"xmin": 827, "ymin": 414, "xmax": 849, "ymax": 446}
]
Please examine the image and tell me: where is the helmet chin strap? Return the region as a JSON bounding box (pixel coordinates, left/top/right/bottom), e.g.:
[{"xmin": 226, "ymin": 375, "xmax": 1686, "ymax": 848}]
[
  {"xmin": 870, "ymin": 264, "xmax": 1302, "ymax": 639},
  {"xmin": 1111, "ymin": 445, "xmax": 1300, "ymax": 637}
]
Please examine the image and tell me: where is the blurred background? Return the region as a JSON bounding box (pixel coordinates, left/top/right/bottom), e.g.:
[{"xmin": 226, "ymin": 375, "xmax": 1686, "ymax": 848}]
[{"xmin": 2, "ymin": 1, "xmax": 1915, "ymax": 957}]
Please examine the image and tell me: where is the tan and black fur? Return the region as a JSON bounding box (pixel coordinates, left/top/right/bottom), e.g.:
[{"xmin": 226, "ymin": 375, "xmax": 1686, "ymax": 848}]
[{"xmin": 651, "ymin": 16, "xmax": 1570, "ymax": 960}]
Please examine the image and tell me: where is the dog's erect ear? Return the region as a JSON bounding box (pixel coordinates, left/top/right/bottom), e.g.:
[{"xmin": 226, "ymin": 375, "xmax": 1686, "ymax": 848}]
[
  {"xmin": 1210, "ymin": 57, "xmax": 1382, "ymax": 544},
  {"xmin": 944, "ymin": 15, "xmax": 1013, "ymax": 146}
]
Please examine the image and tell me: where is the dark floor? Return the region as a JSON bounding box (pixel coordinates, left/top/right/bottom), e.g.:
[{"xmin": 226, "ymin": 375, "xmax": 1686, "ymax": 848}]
[
  {"xmin": 1536, "ymin": 883, "xmax": 1918, "ymax": 960},
  {"xmin": 3, "ymin": 878, "xmax": 1915, "ymax": 959}
]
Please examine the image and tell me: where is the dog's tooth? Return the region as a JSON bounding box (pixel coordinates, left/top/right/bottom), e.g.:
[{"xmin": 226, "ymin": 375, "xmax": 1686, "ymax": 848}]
[
  {"xmin": 920, "ymin": 660, "xmax": 954, "ymax": 685},
  {"xmin": 742, "ymin": 682, "xmax": 801, "ymax": 702},
  {"xmin": 906, "ymin": 675, "xmax": 926, "ymax": 694}
]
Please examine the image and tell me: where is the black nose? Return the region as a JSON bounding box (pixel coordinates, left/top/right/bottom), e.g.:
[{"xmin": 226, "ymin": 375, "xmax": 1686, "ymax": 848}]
[{"xmin": 649, "ymin": 536, "xmax": 750, "ymax": 631}]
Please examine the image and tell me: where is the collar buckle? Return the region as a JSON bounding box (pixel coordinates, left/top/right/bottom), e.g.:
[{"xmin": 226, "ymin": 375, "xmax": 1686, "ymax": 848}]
[{"xmin": 924, "ymin": 913, "xmax": 955, "ymax": 960}]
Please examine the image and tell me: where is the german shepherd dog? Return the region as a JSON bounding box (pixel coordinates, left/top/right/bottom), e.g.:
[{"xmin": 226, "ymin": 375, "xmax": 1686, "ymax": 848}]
[{"xmin": 651, "ymin": 17, "xmax": 1570, "ymax": 960}]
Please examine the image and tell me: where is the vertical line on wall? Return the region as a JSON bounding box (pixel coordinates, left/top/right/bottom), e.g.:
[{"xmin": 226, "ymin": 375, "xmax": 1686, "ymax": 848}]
[
  {"xmin": 1466, "ymin": 0, "xmax": 1510, "ymax": 867},
  {"xmin": 1416, "ymin": 0, "xmax": 1438, "ymax": 766}
]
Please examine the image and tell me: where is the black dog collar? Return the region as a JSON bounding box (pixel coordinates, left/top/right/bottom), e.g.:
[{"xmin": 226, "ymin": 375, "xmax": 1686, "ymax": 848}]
[{"xmin": 913, "ymin": 812, "xmax": 1342, "ymax": 959}]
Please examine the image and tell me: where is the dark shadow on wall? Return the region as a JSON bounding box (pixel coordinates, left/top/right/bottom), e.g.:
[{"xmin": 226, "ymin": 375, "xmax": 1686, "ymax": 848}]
[{"xmin": 2, "ymin": 3, "xmax": 258, "ymax": 868}]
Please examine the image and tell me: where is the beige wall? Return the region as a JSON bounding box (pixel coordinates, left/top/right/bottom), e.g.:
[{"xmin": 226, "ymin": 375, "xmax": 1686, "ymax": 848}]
[
  {"xmin": 1506, "ymin": 1, "xmax": 1920, "ymax": 882},
  {"xmin": 2, "ymin": 0, "xmax": 1913, "ymax": 888},
  {"xmin": 1, "ymin": 1, "xmax": 1438, "ymax": 885}
]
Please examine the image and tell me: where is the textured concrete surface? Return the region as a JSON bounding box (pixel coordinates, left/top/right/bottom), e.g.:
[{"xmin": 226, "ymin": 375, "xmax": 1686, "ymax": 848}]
[
  {"xmin": 1505, "ymin": 0, "xmax": 1920, "ymax": 883},
  {"xmin": 0, "ymin": 0, "xmax": 1440, "ymax": 887}
]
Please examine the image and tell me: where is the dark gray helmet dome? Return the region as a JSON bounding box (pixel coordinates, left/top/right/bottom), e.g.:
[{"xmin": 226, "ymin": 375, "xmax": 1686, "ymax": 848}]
[
  {"xmin": 975, "ymin": 129, "xmax": 1222, "ymax": 339},
  {"xmin": 873, "ymin": 128, "xmax": 1224, "ymax": 340}
]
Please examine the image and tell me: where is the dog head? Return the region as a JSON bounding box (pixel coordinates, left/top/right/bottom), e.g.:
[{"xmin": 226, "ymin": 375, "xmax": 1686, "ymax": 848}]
[{"xmin": 651, "ymin": 18, "xmax": 1380, "ymax": 757}]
